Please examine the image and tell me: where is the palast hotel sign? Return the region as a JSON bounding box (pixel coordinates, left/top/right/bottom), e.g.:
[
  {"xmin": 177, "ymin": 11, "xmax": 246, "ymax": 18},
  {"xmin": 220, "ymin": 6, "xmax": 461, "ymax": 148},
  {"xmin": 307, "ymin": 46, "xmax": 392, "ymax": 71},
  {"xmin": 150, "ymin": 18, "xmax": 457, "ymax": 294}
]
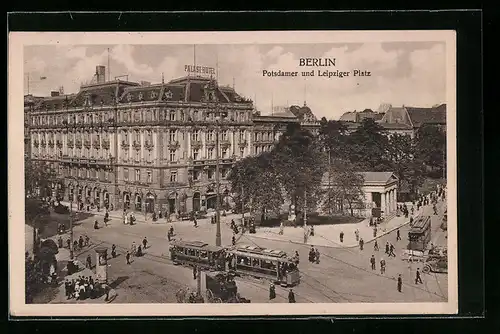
[{"xmin": 184, "ymin": 65, "xmax": 216, "ymax": 77}]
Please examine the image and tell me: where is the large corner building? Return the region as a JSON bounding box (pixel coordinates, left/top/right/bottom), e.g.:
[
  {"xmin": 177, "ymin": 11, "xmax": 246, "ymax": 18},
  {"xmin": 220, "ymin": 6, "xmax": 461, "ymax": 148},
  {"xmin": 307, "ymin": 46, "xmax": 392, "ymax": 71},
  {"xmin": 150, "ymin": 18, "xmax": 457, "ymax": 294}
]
[{"xmin": 25, "ymin": 65, "xmax": 320, "ymax": 215}]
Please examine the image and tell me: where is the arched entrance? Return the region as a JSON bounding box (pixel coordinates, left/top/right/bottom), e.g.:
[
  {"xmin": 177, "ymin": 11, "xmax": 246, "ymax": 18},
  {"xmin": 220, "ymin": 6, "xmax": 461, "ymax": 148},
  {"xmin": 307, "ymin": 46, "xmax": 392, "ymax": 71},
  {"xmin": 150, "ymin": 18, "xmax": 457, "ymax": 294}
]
[
  {"xmin": 85, "ymin": 186, "xmax": 92, "ymax": 203},
  {"xmin": 135, "ymin": 193, "xmax": 142, "ymax": 211},
  {"xmin": 145, "ymin": 193, "xmax": 155, "ymax": 214},
  {"xmin": 123, "ymin": 192, "xmax": 131, "ymax": 210},
  {"xmin": 206, "ymin": 193, "xmax": 216, "ymax": 210},
  {"xmin": 168, "ymin": 192, "xmax": 177, "ymax": 214},
  {"xmin": 193, "ymin": 192, "xmax": 201, "ymax": 212},
  {"xmin": 103, "ymin": 190, "xmax": 110, "ymax": 208}
]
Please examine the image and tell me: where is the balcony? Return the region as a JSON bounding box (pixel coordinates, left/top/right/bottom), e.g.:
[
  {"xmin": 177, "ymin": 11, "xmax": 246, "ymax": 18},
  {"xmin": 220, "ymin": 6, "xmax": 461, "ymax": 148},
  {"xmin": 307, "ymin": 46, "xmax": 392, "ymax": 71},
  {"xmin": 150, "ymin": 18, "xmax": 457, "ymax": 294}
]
[
  {"xmin": 144, "ymin": 140, "xmax": 154, "ymax": 150},
  {"xmin": 132, "ymin": 140, "xmax": 141, "ymax": 150},
  {"xmin": 168, "ymin": 140, "xmax": 180, "ymax": 150},
  {"xmin": 191, "ymin": 140, "xmax": 202, "ymax": 149},
  {"xmin": 205, "ymin": 140, "xmax": 216, "ymax": 147},
  {"xmin": 238, "ymin": 140, "xmax": 248, "ymax": 148},
  {"xmin": 220, "ymin": 139, "xmax": 231, "ymax": 148},
  {"xmin": 121, "ymin": 140, "xmax": 129, "ymax": 149},
  {"xmin": 56, "ymin": 140, "xmax": 63, "ymax": 148}
]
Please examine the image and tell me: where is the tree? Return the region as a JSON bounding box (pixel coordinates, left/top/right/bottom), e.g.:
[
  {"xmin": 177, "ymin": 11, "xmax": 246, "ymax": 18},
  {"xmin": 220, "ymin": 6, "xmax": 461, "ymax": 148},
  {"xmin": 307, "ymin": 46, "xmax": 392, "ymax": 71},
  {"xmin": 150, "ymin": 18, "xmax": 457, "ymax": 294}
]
[
  {"xmin": 346, "ymin": 118, "xmax": 390, "ymax": 171},
  {"xmin": 25, "ymin": 158, "xmax": 58, "ymax": 199},
  {"xmin": 319, "ymin": 118, "xmax": 349, "ymax": 161},
  {"xmin": 386, "ymin": 133, "xmax": 425, "ymax": 194},
  {"xmin": 414, "ymin": 124, "xmax": 446, "ymax": 178},
  {"xmin": 323, "ymin": 159, "xmax": 365, "ymax": 216},
  {"xmin": 272, "ymin": 124, "xmax": 326, "ymax": 214}
]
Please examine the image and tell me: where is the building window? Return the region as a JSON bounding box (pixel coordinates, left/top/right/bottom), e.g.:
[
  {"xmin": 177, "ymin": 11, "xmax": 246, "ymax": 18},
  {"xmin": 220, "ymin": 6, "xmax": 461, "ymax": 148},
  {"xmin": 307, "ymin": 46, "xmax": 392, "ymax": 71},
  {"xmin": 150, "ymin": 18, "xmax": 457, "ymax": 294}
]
[
  {"xmin": 169, "ymin": 149, "xmax": 176, "ymax": 162},
  {"xmin": 146, "ymin": 130, "xmax": 152, "ymax": 142},
  {"xmin": 254, "ymin": 132, "xmax": 258, "ymax": 141},
  {"xmin": 135, "ymin": 169, "xmax": 140, "ymax": 182},
  {"xmin": 207, "ymin": 147, "xmax": 214, "ymax": 159},
  {"xmin": 192, "ymin": 130, "xmax": 200, "ymax": 141},
  {"xmin": 221, "ymin": 130, "xmax": 228, "ymax": 141},
  {"xmin": 192, "ymin": 148, "xmax": 199, "ymax": 160},
  {"xmin": 222, "ymin": 148, "xmax": 228, "ymax": 159},
  {"xmin": 86, "ymin": 169, "xmax": 90, "ymax": 178},
  {"xmin": 169, "ymin": 129, "xmax": 176, "ymax": 142},
  {"xmin": 146, "ymin": 150, "xmax": 152, "ymax": 162},
  {"xmin": 208, "ymin": 169, "xmax": 214, "ymax": 180},
  {"xmin": 134, "ymin": 130, "xmax": 140, "ymax": 143},
  {"xmin": 124, "ymin": 168, "xmax": 129, "ymax": 181},
  {"xmin": 193, "ymin": 110, "xmax": 199, "ymax": 121},
  {"xmin": 147, "ymin": 171, "xmax": 152, "ymax": 183},
  {"xmin": 207, "ymin": 130, "xmax": 214, "ymax": 141},
  {"xmin": 170, "ymin": 171, "xmax": 177, "ymax": 182},
  {"xmin": 169, "ymin": 110, "xmax": 176, "ymax": 121},
  {"xmin": 193, "ymin": 170, "xmax": 200, "ymax": 180},
  {"xmin": 239, "ymin": 130, "xmax": 245, "ymax": 141},
  {"xmin": 135, "ymin": 150, "xmax": 140, "ymax": 162},
  {"xmin": 240, "ymin": 147, "xmax": 244, "ymax": 157}
]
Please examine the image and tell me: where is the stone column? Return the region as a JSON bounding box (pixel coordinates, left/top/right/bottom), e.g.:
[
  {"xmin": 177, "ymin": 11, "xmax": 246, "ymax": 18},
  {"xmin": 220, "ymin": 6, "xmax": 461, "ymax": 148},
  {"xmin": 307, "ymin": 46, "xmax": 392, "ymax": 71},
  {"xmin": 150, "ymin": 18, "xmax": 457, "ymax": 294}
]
[
  {"xmin": 381, "ymin": 192, "xmax": 386, "ymax": 215},
  {"xmin": 392, "ymin": 189, "xmax": 397, "ymax": 212}
]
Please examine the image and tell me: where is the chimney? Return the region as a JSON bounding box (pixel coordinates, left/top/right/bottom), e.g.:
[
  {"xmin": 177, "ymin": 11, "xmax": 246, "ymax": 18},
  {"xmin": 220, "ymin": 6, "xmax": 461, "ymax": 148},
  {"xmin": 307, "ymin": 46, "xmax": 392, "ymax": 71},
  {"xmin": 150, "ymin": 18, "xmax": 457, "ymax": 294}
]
[
  {"xmin": 96, "ymin": 65, "xmax": 106, "ymax": 83},
  {"xmin": 51, "ymin": 91, "xmax": 60, "ymax": 97}
]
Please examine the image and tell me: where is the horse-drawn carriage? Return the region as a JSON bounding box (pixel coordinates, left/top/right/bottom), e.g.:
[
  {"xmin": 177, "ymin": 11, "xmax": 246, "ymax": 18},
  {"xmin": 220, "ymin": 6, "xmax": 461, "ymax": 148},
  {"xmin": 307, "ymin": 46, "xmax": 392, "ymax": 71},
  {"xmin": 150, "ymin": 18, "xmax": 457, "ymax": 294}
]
[{"xmin": 205, "ymin": 271, "xmax": 250, "ymax": 303}]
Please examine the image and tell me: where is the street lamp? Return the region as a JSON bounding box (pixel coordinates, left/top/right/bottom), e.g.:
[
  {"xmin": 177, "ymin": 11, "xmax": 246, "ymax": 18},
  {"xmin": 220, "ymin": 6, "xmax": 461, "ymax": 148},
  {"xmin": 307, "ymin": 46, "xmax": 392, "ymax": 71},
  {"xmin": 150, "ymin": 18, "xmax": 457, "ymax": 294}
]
[{"xmin": 215, "ymin": 116, "xmax": 222, "ymax": 247}]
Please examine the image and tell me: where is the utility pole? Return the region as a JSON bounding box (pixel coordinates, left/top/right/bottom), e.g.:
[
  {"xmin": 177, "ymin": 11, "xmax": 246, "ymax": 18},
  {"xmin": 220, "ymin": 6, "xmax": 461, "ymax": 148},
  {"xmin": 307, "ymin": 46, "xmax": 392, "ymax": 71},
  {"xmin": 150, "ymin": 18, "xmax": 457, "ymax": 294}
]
[
  {"xmin": 303, "ymin": 188, "xmax": 307, "ymax": 227},
  {"xmin": 241, "ymin": 183, "xmax": 245, "ymax": 226},
  {"xmin": 69, "ymin": 200, "xmax": 74, "ymax": 259},
  {"xmin": 215, "ymin": 120, "xmax": 222, "ymax": 246}
]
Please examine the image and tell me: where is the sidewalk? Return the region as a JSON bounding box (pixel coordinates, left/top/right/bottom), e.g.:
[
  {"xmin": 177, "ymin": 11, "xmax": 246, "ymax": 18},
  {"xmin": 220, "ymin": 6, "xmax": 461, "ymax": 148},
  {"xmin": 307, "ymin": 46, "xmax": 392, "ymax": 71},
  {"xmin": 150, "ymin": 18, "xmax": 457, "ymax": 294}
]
[{"xmin": 246, "ymin": 205, "xmax": 424, "ymax": 249}]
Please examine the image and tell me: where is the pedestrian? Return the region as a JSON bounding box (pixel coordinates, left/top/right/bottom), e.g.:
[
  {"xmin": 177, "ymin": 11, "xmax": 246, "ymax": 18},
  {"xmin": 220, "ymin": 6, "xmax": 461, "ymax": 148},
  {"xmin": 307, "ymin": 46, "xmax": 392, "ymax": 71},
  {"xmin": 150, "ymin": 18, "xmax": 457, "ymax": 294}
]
[
  {"xmin": 288, "ymin": 289, "xmax": 296, "ymax": 303},
  {"xmin": 279, "ymin": 222, "xmax": 284, "ymax": 235},
  {"xmin": 126, "ymin": 251, "xmax": 131, "ymax": 264},
  {"xmin": 79, "ymin": 236, "xmax": 84, "ymax": 249},
  {"xmin": 433, "ymin": 204, "xmax": 438, "ymax": 215},
  {"xmin": 370, "ymin": 255, "xmax": 376, "ymax": 270},
  {"xmin": 380, "ymin": 258, "xmax": 386, "ymax": 274},
  {"xmin": 167, "ymin": 231, "xmax": 171, "ymax": 242},
  {"xmin": 131, "ymin": 241, "xmax": 136, "ymax": 256},
  {"xmin": 94, "ymin": 220, "xmax": 99, "ymax": 229},
  {"xmin": 85, "ymin": 235, "xmax": 90, "ymax": 246},
  {"xmin": 397, "ymin": 274, "xmax": 402, "ymax": 292},
  {"xmin": 232, "ymin": 235, "xmax": 236, "ymax": 246},
  {"xmin": 269, "ymin": 283, "xmax": 276, "ymax": 300},
  {"xmin": 86, "ymin": 254, "xmax": 92, "ymax": 269},
  {"xmin": 359, "ymin": 238, "xmax": 364, "ymax": 251},
  {"xmin": 410, "ymin": 216, "xmax": 414, "ymax": 226},
  {"xmin": 194, "ymin": 217, "xmax": 198, "ymax": 228},
  {"xmin": 64, "ymin": 280, "xmax": 69, "ymax": 299},
  {"xmin": 396, "ymin": 229, "xmax": 401, "ymax": 241},
  {"xmin": 385, "ymin": 241, "xmax": 390, "ymax": 254},
  {"xmin": 142, "ymin": 237, "xmax": 148, "ymax": 249},
  {"xmin": 373, "ymin": 226, "xmax": 377, "ymax": 238},
  {"xmin": 66, "ymin": 238, "xmax": 71, "ymax": 249},
  {"xmin": 355, "ymin": 229, "xmax": 359, "ymax": 242},
  {"xmin": 136, "ymin": 245, "xmax": 143, "ymax": 257},
  {"xmin": 415, "ymin": 268, "xmax": 423, "ymax": 284},
  {"xmin": 111, "ymin": 244, "xmax": 117, "ymax": 258},
  {"xmin": 193, "ymin": 266, "xmax": 197, "ymax": 280},
  {"xmin": 73, "ymin": 240, "xmax": 79, "ymax": 252},
  {"xmin": 58, "ymin": 236, "xmax": 63, "ymax": 249},
  {"xmin": 374, "ymin": 240, "xmax": 379, "ymax": 251},
  {"xmin": 339, "ymin": 231, "xmax": 344, "ymax": 243},
  {"xmin": 389, "ymin": 243, "xmax": 396, "ymax": 257},
  {"xmin": 315, "ymin": 248, "xmax": 320, "ymax": 264}
]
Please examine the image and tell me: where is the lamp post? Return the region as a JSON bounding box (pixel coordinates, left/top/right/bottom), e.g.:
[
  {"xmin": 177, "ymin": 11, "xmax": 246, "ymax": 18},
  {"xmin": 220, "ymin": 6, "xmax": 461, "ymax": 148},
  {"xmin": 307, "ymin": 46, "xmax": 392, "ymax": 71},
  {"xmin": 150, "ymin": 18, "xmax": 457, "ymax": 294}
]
[{"xmin": 215, "ymin": 117, "xmax": 222, "ymax": 247}]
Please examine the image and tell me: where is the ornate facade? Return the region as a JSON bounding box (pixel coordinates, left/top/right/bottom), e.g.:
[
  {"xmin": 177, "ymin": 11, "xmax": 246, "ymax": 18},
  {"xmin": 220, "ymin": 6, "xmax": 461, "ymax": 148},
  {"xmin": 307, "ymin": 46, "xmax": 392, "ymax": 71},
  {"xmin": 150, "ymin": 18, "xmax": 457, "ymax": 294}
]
[{"xmin": 25, "ymin": 66, "xmax": 320, "ymax": 215}]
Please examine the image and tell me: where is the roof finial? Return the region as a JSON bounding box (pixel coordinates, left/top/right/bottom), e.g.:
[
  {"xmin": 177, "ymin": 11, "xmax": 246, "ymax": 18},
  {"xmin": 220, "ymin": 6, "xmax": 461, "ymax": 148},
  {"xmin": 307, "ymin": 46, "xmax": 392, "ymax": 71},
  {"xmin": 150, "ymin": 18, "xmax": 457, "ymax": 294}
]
[{"xmin": 161, "ymin": 72, "xmax": 164, "ymax": 84}]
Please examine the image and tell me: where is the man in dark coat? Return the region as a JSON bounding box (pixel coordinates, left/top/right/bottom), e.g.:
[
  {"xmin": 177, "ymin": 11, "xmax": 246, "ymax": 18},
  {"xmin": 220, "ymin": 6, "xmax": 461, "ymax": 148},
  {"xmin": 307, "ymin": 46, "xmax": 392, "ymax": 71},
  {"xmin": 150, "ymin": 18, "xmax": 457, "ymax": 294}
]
[
  {"xmin": 340, "ymin": 231, "xmax": 344, "ymax": 243},
  {"xmin": 288, "ymin": 289, "xmax": 296, "ymax": 303},
  {"xmin": 370, "ymin": 255, "xmax": 376, "ymax": 270},
  {"xmin": 193, "ymin": 266, "xmax": 197, "ymax": 280},
  {"xmin": 396, "ymin": 229, "xmax": 401, "ymax": 241},
  {"xmin": 269, "ymin": 283, "xmax": 276, "ymax": 300},
  {"xmin": 415, "ymin": 268, "xmax": 423, "ymax": 284},
  {"xmin": 126, "ymin": 251, "xmax": 131, "ymax": 265},
  {"xmin": 397, "ymin": 274, "xmax": 403, "ymax": 292}
]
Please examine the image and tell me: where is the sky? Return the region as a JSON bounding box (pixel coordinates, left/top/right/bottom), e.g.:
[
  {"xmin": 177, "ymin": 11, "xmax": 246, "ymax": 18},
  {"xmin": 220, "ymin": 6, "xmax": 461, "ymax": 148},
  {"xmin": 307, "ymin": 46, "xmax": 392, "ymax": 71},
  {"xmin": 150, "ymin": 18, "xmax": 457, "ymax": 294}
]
[{"xmin": 24, "ymin": 42, "xmax": 446, "ymax": 120}]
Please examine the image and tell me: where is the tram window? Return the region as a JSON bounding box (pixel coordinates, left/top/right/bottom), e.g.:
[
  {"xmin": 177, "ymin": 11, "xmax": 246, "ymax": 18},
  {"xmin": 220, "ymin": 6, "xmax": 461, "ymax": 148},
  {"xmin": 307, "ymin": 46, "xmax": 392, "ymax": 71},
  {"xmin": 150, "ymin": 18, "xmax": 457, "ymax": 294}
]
[
  {"xmin": 200, "ymin": 251, "xmax": 208, "ymax": 258},
  {"xmin": 252, "ymin": 258, "xmax": 260, "ymax": 267},
  {"xmin": 261, "ymin": 260, "xmax": 276, "ymax": 270},
  {"xmin": 239, "ymin": 256, "xmax": 250, "ymax": 266}
]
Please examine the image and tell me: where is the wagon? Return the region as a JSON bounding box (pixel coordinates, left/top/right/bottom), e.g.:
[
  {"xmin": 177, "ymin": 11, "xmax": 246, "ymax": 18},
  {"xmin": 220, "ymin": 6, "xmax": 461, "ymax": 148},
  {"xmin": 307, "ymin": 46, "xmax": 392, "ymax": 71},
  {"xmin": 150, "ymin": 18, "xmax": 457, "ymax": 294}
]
[{"xmin": 205, "ymin": 271, "xmax": 250, "ymax": 303}]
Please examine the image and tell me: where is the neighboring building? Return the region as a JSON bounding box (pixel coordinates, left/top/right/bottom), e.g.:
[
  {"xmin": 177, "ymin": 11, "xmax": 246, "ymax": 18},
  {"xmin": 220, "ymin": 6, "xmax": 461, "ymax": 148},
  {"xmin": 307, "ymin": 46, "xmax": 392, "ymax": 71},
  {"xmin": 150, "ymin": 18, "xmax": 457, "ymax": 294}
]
[
  {"xmin": 25, "ymin": 65, "xmax": 320, "ymax": 216},
  {"xmin": 320, "ymin": 171, "xmax": 399, "ymax": 218},
  {"xmin": 339, "ymin": 104, "xmax": 446, "ymax": 138}
]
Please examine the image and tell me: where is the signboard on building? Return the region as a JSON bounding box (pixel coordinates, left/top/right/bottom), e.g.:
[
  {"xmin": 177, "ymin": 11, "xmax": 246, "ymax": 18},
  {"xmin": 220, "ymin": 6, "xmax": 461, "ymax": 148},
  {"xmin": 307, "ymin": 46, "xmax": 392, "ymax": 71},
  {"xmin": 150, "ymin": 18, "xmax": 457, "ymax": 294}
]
[{"xmin": 184, "ymin": 65, "xmax": 216, "ymax": 76}]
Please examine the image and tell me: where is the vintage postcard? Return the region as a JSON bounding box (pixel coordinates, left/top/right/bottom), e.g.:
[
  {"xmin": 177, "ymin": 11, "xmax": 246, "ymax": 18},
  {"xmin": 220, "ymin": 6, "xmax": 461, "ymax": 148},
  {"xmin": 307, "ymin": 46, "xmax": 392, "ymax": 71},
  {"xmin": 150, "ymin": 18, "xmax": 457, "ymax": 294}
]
[{"xmin": 8, "ymin": 30, "xmax": 457, "ymax": 317}]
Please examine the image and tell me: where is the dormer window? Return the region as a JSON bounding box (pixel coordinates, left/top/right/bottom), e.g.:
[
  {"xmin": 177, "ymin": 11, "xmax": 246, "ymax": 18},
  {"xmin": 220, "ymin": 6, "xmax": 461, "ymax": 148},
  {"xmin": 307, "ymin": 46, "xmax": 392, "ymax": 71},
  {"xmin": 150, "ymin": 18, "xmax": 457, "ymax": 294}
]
[
  {"xmin": 138, "ymin": 92, "xmax": 144, "ymax": 101},
  {"xmin": 165, "ymin": 90, "xmax": 173, "ymax": 100},
  {"xmin": 151, "ymin": 91, "xmax": 158, "ymax": 99},
  {"xmin": 127, "ymin": 93, "xmax": 132, "ymax": 102}
]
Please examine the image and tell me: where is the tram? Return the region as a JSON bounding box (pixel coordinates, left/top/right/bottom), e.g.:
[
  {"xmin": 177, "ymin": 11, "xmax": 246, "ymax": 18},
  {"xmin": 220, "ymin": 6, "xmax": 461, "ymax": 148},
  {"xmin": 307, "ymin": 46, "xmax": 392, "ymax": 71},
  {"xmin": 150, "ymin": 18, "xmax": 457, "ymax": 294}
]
[
  {"xmin": 227, "ymin": 245, "xmax": 300, "ymax": 287},
  {"xmin": 407, "ymin": 216, "xmax": 432, "ymax": 252},
  {"xmin": 169, "ymin": 240, "xmax": 226, "ymax": 271},
  {"xmin": 168, "ymin": 241, "xmax": 301, "ymax": 287}
]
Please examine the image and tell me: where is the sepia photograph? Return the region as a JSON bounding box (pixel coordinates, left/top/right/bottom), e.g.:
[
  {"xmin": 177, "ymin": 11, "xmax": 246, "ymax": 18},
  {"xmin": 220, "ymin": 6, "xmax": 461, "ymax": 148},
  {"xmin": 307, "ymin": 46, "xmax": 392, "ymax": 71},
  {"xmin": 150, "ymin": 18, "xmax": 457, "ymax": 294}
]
[{"xmin": 9, "ymin": 31, "xmax": 457, "ymax": 316}]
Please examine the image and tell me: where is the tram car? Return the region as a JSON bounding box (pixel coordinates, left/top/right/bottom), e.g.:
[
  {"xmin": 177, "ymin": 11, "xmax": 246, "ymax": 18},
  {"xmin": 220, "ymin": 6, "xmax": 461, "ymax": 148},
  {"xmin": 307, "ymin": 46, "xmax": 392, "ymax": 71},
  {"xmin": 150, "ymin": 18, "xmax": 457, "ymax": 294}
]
[
  {"xmin": 168, "ymin": 240, "xmax": 301, "ymax": 287},
  {"xmin": 227, "ymin": 245, "xmax": 301, "ymax": 287},
  {"xmin": 169, "ymin": 240, "xmax": 226, "ymax": 271}
]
